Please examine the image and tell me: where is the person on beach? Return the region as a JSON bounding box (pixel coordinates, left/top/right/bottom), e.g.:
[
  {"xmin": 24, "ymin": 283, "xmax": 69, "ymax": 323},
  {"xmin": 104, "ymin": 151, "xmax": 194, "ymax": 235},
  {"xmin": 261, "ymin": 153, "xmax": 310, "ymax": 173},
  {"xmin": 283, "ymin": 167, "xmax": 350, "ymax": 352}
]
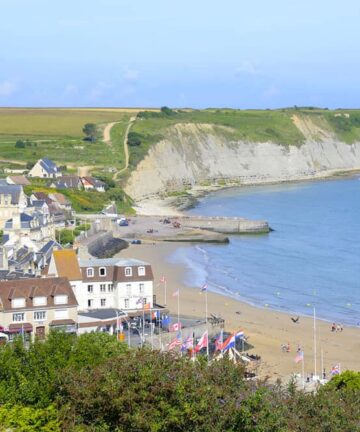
[
  {"xmin": 336, "ymin": 324, "xmax": 341, "ymax": 332},
  {"xmin": 331, "ymin": 323, "xmax": 336, "ymax": 332},
  {"xmin": 286, "ymin": 342, "xmax": 291, "ymax": 353}
]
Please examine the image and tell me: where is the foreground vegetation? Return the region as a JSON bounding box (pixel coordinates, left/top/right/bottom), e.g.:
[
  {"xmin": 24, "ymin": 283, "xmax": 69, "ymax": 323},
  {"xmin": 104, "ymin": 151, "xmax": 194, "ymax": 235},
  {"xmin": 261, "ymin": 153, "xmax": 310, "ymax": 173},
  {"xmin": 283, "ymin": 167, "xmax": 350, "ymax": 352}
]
[{"xmin": 0, "ymin": 332, "xmax": 359, "ymax": 431}]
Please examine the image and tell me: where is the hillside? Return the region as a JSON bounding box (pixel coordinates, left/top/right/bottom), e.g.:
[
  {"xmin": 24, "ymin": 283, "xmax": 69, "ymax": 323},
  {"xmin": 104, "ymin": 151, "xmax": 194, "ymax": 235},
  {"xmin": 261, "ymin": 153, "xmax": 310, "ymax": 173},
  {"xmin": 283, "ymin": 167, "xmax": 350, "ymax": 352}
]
[{"xmin": 125, "ymin": 109, "xmax": 360, "ymax": 199}]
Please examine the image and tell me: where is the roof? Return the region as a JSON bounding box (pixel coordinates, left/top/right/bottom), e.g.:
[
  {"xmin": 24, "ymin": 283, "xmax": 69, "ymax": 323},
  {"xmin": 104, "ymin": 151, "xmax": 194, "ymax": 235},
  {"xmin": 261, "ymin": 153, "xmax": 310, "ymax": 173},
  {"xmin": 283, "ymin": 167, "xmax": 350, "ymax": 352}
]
[
  {"xmin": 33, "ymin": 192, "xmax": 53, "ymax": 205},
  {"xmin": 0, "ymin": 277, "xmax": 78, "ymax": 311},
  {"xmin": 7, "ymin": 176, "xmax": 30, "ymax": 186},
  {"xmin": 52, "ymin": 249, "xmax": 82, "ymax": 280},
  {"xmin": 49, "ymin": 193, "xmax": 70, "ymax": 205},
  {"xmin": 0, "ymin": 184, "xmax": 23, "ymax": 205},
  {"xmin": 49, "ymin": 319, "xmax": 76, "ymax": 326},
  {"xmin": 53, "ymin": 176, "xmax": 81, "ymax": 189},
  {"xmin": 82, "ymin": 177, "xmax": 106, "ymax": 187},
  {"xmin": 31, "ymin": 200, "xmax": 47, "ymax": 208},
  {"xmin": 39, "ymin": 158, "xmax": 58, "ymax": 174},
  {"xmin": 79, "ymin": 258, "xmax": 149, "ymax": 267},
  {"xmin": 78, "ymin": 308, "xmax": 127, "ymax": 320}
]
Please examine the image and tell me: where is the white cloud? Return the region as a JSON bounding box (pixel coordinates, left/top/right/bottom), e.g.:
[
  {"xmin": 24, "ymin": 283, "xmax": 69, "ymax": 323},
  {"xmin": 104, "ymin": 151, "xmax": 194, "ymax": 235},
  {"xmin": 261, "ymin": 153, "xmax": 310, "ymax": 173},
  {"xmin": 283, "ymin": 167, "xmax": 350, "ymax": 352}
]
[
  {"xmin": 0, "ymin": 80, "xmax": 18, "ymax": 97},
  {"xmin": 122, "ymin": 68, "xmax": 139, "ymax": 82},
  {"xmin": 263, "ymin": 84, "xmax": 279, "ymax": 99},
  {"xmin": 235, "ymin": 60, "xmax": 258, "ymax": 76}
]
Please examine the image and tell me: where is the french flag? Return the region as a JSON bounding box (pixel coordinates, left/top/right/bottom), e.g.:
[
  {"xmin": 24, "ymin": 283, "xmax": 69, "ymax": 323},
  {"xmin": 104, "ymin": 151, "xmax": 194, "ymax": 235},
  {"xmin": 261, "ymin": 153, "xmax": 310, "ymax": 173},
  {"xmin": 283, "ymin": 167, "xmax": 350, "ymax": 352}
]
[
  {"xmin": 235, "ymin": 330, "xmax": 245, "ymax": 339},
  {"xmin": 221, "ymin": 334, "xmax": 236, "ymax": 352}
]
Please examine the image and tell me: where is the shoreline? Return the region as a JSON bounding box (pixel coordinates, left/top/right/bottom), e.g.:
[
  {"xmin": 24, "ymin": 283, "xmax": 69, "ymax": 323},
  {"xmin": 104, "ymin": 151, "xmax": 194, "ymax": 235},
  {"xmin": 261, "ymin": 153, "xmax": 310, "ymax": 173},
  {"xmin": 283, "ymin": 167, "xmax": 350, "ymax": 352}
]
[
  {"xmin": 134, "ymin": 167, "xmax": 360, "ymax": 214},
  {"xmin": 117, "ymin": 242, "xmax": 360, "ymax": 379}
]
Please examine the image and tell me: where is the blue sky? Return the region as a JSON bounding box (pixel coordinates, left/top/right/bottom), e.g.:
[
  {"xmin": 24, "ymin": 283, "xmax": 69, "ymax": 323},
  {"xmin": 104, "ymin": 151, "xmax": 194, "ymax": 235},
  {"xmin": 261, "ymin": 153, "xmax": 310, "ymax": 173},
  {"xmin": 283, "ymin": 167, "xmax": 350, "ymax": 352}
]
[{"xmin": 0, "ymin": 0, "xmax": 359, "ymax": 108}]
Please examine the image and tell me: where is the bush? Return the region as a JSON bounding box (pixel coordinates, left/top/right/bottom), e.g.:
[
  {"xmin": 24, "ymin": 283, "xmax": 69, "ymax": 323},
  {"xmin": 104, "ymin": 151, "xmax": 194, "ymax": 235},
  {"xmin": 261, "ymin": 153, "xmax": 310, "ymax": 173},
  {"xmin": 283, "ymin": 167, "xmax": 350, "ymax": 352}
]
[
  {"xmin": 15, "ymin": 140, "xmax": 25, "ymax": 148},
  {"xmin": 127, "ymin": 131, "xmax": 142, "ymax": 146}
]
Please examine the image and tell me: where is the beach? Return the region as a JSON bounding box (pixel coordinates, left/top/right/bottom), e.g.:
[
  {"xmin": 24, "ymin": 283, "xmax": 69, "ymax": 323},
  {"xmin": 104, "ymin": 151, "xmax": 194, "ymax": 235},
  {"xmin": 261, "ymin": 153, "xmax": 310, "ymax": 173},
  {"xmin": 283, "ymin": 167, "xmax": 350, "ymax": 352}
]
[{"xmin": 118, "ymin": 242, "xmax": 360, "ymax": 380}]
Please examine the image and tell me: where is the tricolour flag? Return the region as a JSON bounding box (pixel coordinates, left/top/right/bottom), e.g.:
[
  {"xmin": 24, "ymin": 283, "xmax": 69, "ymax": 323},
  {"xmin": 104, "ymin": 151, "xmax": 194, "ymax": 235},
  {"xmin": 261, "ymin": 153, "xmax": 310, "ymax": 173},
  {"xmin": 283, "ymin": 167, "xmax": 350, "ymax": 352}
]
[
  {"xmin": 152, "ymin": 311, "xmax": 160, "ymax": 320},
  {"xmin": 201, "ymin": 283, "xmax": 208, "ymax": 292},
  {"xmin": 195, "ymin": 331, "xmax": 208, "ymax": 353},
  {"xmin": 221, "ymin": 333, "xmax": 236, "ymax": 352},
  {"xmin": 181, "ymin": 336, "xmax": 194, "ymax": 351},
  {"xmin": 172, "ymin": 289, "xmax": 179, "ymax": 297},
  {"xmin": 330, "ymin": 364, "xmax": 340, "ymax": 375},
  {"xmin": 294, "ymin": 350, "xmax": 304, "ymax": 364},
  {"xmin": 235, "ymin": 330, "xmax": 245, "ymax": 339}
]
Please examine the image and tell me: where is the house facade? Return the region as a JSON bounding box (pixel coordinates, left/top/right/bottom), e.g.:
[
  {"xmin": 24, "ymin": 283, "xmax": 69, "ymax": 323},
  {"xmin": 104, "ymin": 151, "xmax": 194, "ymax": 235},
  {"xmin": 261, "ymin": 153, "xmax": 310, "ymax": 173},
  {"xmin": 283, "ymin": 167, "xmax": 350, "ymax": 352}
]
[
  {"xmin": 0, "ymin": 277, "xmax": 78, "ymax": 340},
  {"xmin": 0, "ymin": 183, "xmax": 28, "ymax": 229},
  {"xmin": 28, "ymin": 158, "xmax": 61, "ymax": 179}
]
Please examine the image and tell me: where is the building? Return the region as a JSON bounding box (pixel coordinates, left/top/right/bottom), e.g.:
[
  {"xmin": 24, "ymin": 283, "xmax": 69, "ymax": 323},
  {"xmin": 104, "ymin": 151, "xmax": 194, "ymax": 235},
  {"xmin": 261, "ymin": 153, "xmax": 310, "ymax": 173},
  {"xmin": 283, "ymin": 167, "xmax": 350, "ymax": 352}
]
[
  {"xmin": 47, "ymin": 253, "xmax": 154, "ymax": 312},
  {"xmin": 28, "ymin": 158, "xmax": 61, "ymax": 179},
  {"xmin": 4, "ymin": 211, "xmax": 55, "ymax": 242},
  {"xmin": 50, "ymin": 176, "xmax": 82, "ymax": 190},
  {"xmin": 79, "ymin": 258, "xmax": 154, "ymax": 311},
  {"xmin": 0, "ymin": 183, "xmax": 28, "ymax": 229},
  {"xmin": 48, "ymin": 193, "xmax": 72, "ymax": 211},
  {"xmin": 81, "ymin": 177, "xmax": 106, "ymax": 192},
  {"xmin": 0, "ymin": 277, "xmax": 78, "ymax": 340}
]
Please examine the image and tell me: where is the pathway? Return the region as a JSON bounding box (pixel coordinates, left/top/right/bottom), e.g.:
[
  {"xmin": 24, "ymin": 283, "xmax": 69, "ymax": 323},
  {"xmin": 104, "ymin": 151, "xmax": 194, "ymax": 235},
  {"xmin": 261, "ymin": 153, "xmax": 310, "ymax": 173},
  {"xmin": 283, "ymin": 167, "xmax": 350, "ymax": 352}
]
[{"xmin": 113, "ymin": 116, "xmax": 136, "ymax": 179}]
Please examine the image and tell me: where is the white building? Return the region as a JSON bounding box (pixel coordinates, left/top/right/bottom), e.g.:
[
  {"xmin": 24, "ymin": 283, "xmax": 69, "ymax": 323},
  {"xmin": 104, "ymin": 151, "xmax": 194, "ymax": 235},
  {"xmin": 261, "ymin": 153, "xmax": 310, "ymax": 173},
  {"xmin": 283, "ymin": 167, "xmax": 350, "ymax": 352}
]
[
  {"xmin": 47, "ymin": 251, "xmax": 154, "ymax": 312},
  {"xmin": 28, "ymin": 158, "xmax": 61, "ymax": 179}
]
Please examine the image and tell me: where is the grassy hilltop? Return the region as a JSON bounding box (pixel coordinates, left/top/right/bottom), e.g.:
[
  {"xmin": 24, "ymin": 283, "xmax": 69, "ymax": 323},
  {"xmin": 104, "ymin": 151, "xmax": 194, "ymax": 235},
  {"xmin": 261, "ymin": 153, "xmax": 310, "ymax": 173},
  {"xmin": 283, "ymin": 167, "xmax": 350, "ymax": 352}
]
[{"xmin": 1, "ymin": 107, "xmax": 360, "ymax": 212}]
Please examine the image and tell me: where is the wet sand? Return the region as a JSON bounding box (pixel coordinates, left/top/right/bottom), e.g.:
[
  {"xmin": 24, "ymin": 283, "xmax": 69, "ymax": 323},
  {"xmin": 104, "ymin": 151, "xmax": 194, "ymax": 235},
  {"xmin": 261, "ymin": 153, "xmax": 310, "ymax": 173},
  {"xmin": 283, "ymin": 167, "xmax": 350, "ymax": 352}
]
[{"xmin": 117, "ymin": 242, "xmax": 360, "ymax": 380}]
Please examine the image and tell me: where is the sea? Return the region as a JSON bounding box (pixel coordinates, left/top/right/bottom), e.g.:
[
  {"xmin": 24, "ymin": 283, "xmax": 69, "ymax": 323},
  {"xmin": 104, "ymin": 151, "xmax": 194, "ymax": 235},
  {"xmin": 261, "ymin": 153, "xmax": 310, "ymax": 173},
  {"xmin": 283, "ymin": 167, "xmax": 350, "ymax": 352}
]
[{"xmin": 168, "ymin": 176, "xmax": 360, "ymax": 326}]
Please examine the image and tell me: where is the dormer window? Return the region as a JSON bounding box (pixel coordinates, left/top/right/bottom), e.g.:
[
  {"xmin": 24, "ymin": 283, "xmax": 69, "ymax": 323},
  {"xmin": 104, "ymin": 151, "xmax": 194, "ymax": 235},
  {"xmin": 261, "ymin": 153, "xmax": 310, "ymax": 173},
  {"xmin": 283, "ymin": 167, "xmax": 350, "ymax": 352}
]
[
  {"xmin": 54, "ymin": 295, "xmax": 68, "ymax": 305},
  {"xmin": 33, "ymin": 296, "xmax": 47, "ymax": 306},
  {"xmin": 11, "ymin": 298, "xmax": 26, "ymax": 308},
  {"xmin": 125, "ymin": 267, "xmax": 132, "ymax": 277},
  {"xmin": 87, "ymin": 268, "xmax": 94, "ymax": 277},
  {"xmin": 138, "ymin": 266, "xmax": 145, "ymax": 276},
  {"xmin": 99, "ymin": 267, "xmax": 106, "ymax": 277}
]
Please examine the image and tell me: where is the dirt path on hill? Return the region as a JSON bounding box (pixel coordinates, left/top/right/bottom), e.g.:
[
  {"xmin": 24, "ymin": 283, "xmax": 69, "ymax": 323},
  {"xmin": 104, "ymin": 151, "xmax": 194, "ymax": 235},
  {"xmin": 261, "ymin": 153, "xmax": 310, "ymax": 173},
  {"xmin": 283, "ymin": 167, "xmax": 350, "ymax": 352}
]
[
  {"xmin": 103, "ymin": 122, "xmax": 117, "ymax": 145},
  {"xmin": 113, "ymin": 116, "xmax": 136, "ymax": 179},
  {"xmin": 0, "ymin": 159, "xmax": 27, "ymax": 165}
]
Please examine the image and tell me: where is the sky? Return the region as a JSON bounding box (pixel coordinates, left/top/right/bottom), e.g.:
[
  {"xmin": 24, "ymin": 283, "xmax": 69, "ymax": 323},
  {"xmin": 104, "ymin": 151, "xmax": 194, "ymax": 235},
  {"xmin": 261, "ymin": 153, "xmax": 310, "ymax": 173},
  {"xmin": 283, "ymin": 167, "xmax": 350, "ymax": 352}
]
[{"xmin": 0, "ymin": 0, "xmax": 359, "ymax": 108}]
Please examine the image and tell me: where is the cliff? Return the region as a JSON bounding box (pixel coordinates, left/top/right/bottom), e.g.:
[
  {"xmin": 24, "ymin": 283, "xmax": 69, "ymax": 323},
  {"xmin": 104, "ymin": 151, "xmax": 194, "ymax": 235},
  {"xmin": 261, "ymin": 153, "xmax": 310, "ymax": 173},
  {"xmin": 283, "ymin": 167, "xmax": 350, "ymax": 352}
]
[{"xmin": 125, "ymin": 115, "xmax": 360, "ymax": 200}]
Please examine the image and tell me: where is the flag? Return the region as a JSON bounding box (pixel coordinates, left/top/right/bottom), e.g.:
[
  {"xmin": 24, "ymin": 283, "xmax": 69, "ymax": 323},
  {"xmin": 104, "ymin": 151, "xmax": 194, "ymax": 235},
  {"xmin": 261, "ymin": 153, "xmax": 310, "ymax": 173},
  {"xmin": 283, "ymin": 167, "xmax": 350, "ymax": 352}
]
[
  {"xmin": 162, "ymin": 315, "xmax": 170, "ymax": 326},
  {"xmin": 170, "ymin": 322, "xmax": 182, "ymax": 332},
  {"xmin": 136, "ymin": 297, "xmax": 144, "ymax": 305},
  {"xmin": 160, "ymin": 276, "xmax": 167, "ymax": 283},
  {"xmin": 195, "ymin": 331, "xmax": 208, "ymax": 353},
  {"xmin": 167, "ymin": 332, "xmax": 182, "ymax": 351},
  {"xmin": 152, "ymin": 311, "xmax": 160, "ymax": 320},
  {"xmin": 294, "ymin": 350, "xmax": 304, "ymax": 363},
  {"xmin": 201, "ymin": 283, "xmax": 208, "ymax": 292},
  {"xmin": 172, "ymin": 289, "xmax": 179, "ymax": 297},
  {"xmin": 221, "ymin": 333, "xmax": 236, "ymax": 352},
  {"xmin": 235, "ymin": 330, "xmax": 245, "ymax": 339},
  {"xmin": 181, "ymin": 336, "xmax": 194, "ymax": 351},
  {"xmin": 330, "ymin": 364, "xmax": 340, "ymax": 375},
  {"xmin": 214, "ymin": 330, "xmax": 223, "ymax": 351},
  {"xmin": 144, "ymin": 303, "xmax": 151, "ymax": 310}
]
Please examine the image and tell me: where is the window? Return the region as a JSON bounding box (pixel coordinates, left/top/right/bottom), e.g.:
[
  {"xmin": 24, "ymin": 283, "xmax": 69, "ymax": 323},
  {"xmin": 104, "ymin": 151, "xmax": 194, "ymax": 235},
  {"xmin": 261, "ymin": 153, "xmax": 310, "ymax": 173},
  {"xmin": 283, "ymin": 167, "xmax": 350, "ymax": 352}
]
[
  {"xmin": 87, "ymin": 285, "xmax": 93, "ymax": 293},
  {"xmin": 125, "ymin": 267, "xmax": 132, "ymax": 277},
  {"xmin": 54, "ymin": 309, "xmax": 68, "ymax": 319},
  {"xmin": 124, "ymin": 299, "xmax": 129, "ymax": 309},
  {"xmin": 87, "ymin": 299, "xmax": 93, "ymax": 308},
  {"xmin": 108, "ymin": 283, "xmax": 114, "ymax": 292},
  {"xmin": 100, "ymin": 284, "xmax": 106, "ymax": 292},
  {"xmin": 34, "ymin": 311, "xmax": 46, "ymax": 321},
  {"xmin": 54, "ymin": 295, "xmax": 68, "ymax": 305},
  {"xmin": 139, "ymin": 283, "xmax": 144, "ymax": 294},
  {"xmin": 101, "ymin": 298, "xmax": 106, "ymax": 307},
  {"xmin": 33, "ymin": 296, "xmax": 47, "ymax": 306},
  {"xmin": 126, "ymin": 283, "xmax": 131, "ymax": 296},
  {"xmin": 11, "ymin": 298, "xmax": 25, "ymax": 308},
  {"xmin": 12, "ymin": 312, "xmax": 25, "ymax": 322},
  {"xmin": 138, "ymin": 266, "xmax": 145, "ymax": 276},
  {"xmin": 99, "ymin": 267, "xmax": 106, "ymax": 276},
  {"xmin": 87, "ymin": 268, "xmax": 94, "ymax": 277}
]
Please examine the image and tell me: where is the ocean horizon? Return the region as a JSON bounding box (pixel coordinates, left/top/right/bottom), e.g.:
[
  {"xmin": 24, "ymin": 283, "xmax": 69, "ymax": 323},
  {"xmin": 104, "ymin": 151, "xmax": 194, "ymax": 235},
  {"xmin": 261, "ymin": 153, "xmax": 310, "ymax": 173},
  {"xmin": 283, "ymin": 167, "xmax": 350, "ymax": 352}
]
[{"xmin": 168, "ymin": 176, "xmax": 360, "ymax": 326}]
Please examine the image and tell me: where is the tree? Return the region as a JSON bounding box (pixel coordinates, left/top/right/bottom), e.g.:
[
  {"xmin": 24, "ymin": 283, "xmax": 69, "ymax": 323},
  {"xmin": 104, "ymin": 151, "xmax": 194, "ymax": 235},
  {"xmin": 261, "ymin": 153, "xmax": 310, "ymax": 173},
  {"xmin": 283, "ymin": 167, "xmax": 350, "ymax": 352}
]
[
  {"xmin": 127, "ymin": 131, "xmax": 142, "ymax": 146},
  {"xmin": 82, "ymin": 123, "xmax": 97, "ymax": 142},
  {"xmin": 15, "ymin": 140, "xmax": 25, "ymax": 148},
  {"xmin": 160, "ymin": 106, "xmax": 175, "ymax": 116}
]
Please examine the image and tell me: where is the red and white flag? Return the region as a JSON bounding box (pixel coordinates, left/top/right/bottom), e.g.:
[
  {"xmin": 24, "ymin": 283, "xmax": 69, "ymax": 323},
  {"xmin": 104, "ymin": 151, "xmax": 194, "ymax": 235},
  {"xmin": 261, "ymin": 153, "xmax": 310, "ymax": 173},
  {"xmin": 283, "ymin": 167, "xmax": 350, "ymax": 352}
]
[
  {"xmin": 160, "ymin": 276, "xmax": 167, "ymax": 283},
  {"xmin": 195, "ymin": 331, "xmax": 208, "ymax": 353},
  {"xmin": 170, "ymin": 322, "xmax": 182, "ymax": 332},
  {"xmin": 172, "ymin": 289, "xmax": 179, "ymax": 297},
  {"xmin": 167, "ymin": 334, "xmax": 182, "ymax": 351}
]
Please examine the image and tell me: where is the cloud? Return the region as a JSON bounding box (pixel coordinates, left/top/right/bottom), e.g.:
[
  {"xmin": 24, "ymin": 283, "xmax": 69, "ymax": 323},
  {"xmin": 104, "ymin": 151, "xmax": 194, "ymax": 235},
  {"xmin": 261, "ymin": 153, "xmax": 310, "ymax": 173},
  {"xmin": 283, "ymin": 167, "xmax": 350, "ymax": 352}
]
[
  {"xmin": 122, "ymin": 68, "xmax": 139, "ymax": 82},
  {"xmin": 263, "ymin": 84, "xmax": 279, "ymax": 99},
  {"xmin": 0, "ymin": 80, "xmax": 18, "ymax": 97},
  {"xmin": 235, "ymin": 60, "xmax": 258, "ymax": 76}
]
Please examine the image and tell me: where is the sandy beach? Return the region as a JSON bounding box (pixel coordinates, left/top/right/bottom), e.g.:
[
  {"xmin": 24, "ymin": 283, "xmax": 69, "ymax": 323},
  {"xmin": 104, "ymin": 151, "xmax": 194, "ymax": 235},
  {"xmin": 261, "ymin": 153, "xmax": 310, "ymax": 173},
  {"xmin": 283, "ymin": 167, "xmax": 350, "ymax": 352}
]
[{"xmin": 118, "ymin": 242, "xmax": 360, "ymax": 380}]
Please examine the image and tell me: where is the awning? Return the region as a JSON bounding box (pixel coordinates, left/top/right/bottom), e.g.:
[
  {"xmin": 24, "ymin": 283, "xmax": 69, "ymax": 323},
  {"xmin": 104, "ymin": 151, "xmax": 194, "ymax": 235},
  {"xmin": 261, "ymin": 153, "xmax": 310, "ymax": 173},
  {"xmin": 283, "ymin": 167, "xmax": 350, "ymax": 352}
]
[
  {"xmin": 8, "ymin": 323, "xmax": 33, "ymax": 333},
  {"xmin": 49, "ymin": 319, "xmax": 76, "ymax": 326}
]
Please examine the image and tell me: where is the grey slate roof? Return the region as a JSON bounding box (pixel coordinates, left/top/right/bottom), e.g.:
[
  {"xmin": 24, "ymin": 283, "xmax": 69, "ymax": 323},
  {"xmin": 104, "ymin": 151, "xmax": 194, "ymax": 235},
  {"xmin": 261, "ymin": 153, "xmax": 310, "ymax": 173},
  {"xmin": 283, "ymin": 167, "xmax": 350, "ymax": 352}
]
[
  {"xmin": 40, "ymin": 158, "xmax": 58, "ymax": 174},
  {"xmin": 0, "ymin": 184, "xmax": 23, "ymax": 205}
]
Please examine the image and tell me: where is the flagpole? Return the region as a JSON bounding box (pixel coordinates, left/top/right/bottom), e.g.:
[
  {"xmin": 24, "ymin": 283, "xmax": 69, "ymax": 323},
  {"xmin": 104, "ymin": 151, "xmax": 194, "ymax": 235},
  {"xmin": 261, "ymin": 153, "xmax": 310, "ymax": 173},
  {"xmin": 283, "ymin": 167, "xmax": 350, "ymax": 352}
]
[
  {"xmin": 313, "ymin": 306, "xmax": 317, "ymax": 378},
  {"xmin": 302, "ymin": 355, "xmax": 305, "ymax": 389},
  {"xmin": 142, "ymin": 297, "xmax": 145, "ymax": 347},
  {"xmin": 205, "ymin": 288, "xmax": 209, "ymax": 359},
  {"xmin": 164, "ymin": 279, "xmax": 167, "ymax": 306},
  {"xmin": 177, "ymin": 288, "xmax": 180, "ymax": 337},
  {"xmin": 150, "ymin": 306, "xmax": 153, "ymax": 350}
]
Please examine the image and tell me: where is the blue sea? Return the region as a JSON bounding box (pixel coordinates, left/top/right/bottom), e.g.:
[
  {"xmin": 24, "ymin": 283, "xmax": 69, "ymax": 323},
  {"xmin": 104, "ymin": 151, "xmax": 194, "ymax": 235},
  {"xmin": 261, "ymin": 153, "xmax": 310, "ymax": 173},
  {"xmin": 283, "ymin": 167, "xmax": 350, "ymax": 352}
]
[{"xmin": 168, "ymin": 177, "xmax": 360, "ymax": 326}]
